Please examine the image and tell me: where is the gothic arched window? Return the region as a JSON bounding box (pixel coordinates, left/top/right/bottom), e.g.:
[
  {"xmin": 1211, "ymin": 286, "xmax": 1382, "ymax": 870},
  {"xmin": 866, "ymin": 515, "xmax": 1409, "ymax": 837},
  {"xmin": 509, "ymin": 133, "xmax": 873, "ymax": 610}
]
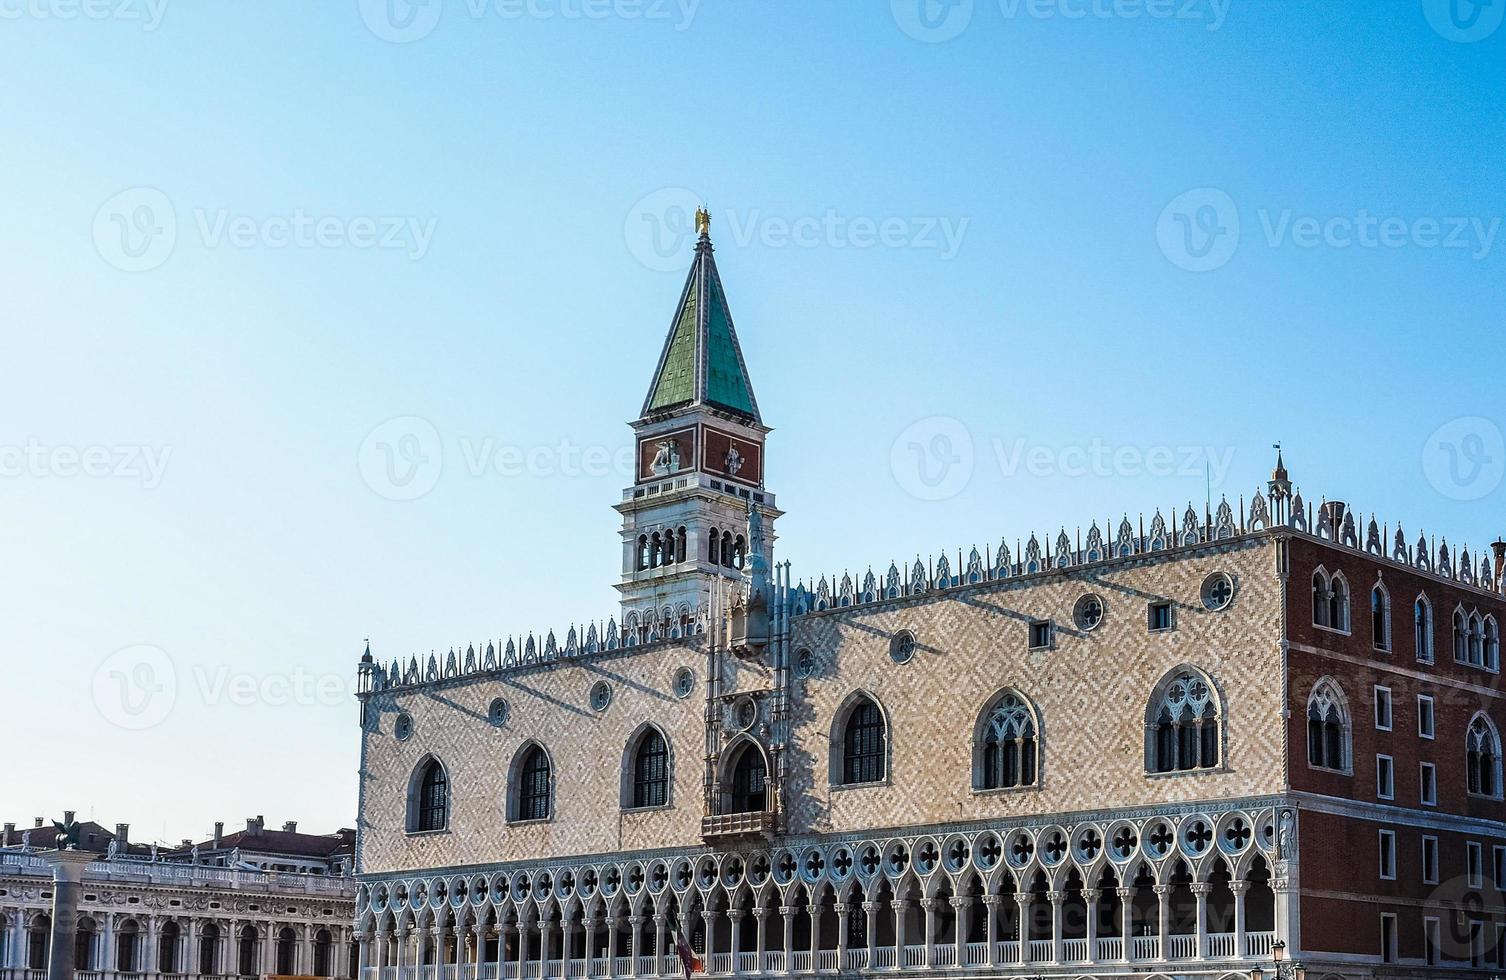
[
  {"xmin": 1371, "ymin": 584, "xmax": 1390, "ymax": 652},
  {"xmin": 976, "ymin": 690, "xmax": 1039, "ymax": 790},
  {"xmin": 408, "ymin": 757, "xmax": 448, "ymax": 833},
  {"xmin": 1306, "ymin": 680, "xmax": 1350, "ymax": 772},
  {"xmin": 1147, "ymin": 668, "xmax": 1221, "ymax": 774},
  {"xmin": 727, "ymin": 743, "xmax": 767, "ymax": 813},
  {"xmin": 1328, "ymin": 573, "xmax": 1350, "ymax": 632},
  {"xmin": 839, "ymin": 696, "xmax": 886, "ymax": 786},
  {"xmin": 1487, "ymin": 618, "xmax": 1500, "ymax": 672},
  {"xmin": 513, "ymin": 744, "xmax": 552, "ymax": 822},
  {"xmin": 1454, "ymin": 609, "xmax": 1469, "ymax": 663},
  {"xmin": 1312, "ymin": 571, "xmax": 1329, "ymax": 628},
  {"xmin": 631, "ymin": 728, "xmax": 670, "ymax": 809},
  {"xmin": 1467, "ymin": 715, "xmax": 1502, "ymax": 799},
  {"xmin": 1415, "ymin": 596, "xmax": 1434, "ymax": 663}
]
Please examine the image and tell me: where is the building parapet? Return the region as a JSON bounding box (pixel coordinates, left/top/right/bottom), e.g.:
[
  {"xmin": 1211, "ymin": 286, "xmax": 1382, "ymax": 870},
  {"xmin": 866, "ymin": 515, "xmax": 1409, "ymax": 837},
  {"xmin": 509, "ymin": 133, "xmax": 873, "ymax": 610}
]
[{"xmin": 0, "ymin": 849, "xmax": 355, "ymax": 896}]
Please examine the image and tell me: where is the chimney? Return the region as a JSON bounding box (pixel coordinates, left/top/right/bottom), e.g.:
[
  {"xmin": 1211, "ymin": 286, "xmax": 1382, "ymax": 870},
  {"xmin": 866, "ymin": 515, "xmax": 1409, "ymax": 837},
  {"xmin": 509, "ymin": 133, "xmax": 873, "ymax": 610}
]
[
  {"xmin": 213, "ymin": 822, "xmax": 223, "ymax": 846},
  {"xmin": 114, "ymin": 824, "xmax": 129, "ymax": 848},
  {"xmin": 2, "ymin": 823, "xmax": 12, "ymax": 846},
  {"xmin": 247, "ymin": 815, "xmax": 264, "ymax": 834},
  {"xmin": 1492, "ymin": 540, "xmax": 1506, "ymax": 588},
  {"xmin": 1319, "ymin": 500, "xmax": 1346, "ymax": 535},
  {"xmin": 282, "ymin": 820, "xmax": 298, "ymax": 833}
]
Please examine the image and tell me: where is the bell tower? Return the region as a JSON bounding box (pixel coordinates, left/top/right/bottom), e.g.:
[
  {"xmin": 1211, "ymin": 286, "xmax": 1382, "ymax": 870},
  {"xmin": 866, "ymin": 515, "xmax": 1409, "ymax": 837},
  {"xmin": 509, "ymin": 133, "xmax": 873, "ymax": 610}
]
[{"xmin": 615, "ymin": 209, "xmax": 781, "ymax": 638}]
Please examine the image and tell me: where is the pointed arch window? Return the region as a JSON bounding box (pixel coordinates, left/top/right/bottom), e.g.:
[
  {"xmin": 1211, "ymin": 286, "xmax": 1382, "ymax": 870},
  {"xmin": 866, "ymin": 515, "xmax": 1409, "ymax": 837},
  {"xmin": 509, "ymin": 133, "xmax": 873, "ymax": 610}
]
[
  {"xmin": 1415, "ymin": 596, "xmax": 1434, "ymax": 663},
  {"xmin": 727, "ymin": 743, "xmax": 767, "ymax": 813},
  {"xmin": 512, "ymin": 744, "xmax": 552, "ymax": 822},
  {"xmin": 1147, "ymin": 668, "xmax": 1221, "ymax": 774},
  {"xmin": 1487, "ymin": 618, "xmax": 1500, "ymax": 672},
  {"xmin": 630, "ymin": 728, "xmax": 670, "ymax": 809},
  {"xmin": 1371, "ymin": 584, "xmax": 1390, "ymax": 652},
  {"xmin": 1329, "ymin": 574, "xmax": 1350, "ymax": 631},
  {"xmin": 1312, "ymin": 571, "xmax": 1329, "ymax": 628},
  {"xmin": 840, "ymin": 697, "xmax": 886, "ymax": 785},
  {"xmin": 1467, "ymin": 715, "xmax": 1502, "ymax": 799},
  {"xmin": 1306, "ymin": 680, "xmax": 1350, "ymax": 773},
  {"xmin": 976, "ymin": 691, "xmax": 1040, "ymax": 790},
  {"xmin": 1454, "ymin": 609, "xmax": 1470, "ymax": 663},
  {"xmin": 407, "ymin": 758, "xmax": 448, "ymax": 833}
]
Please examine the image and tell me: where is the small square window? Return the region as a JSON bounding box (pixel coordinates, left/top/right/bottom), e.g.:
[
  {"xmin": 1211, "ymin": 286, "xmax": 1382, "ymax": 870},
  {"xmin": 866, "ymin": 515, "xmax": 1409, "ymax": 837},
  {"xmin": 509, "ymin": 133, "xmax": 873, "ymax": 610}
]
[
  {"xmin": 1423, "ymin": 835, "xmax": 1439, "ymax": 884},
  {"xmin": 1418, "ymin": 694, "xmax": 1435, "ymax": 739},
  {"xmin": 1468, "ymin": 841, "xmax": 1484, "ymax": 887},
  {"xmin": 1148, "ymin": 601, "xmax": 1175, "ymax": 632},
  {"xmin": 1374, "ymin": 686, "xmax": 1393, "ymax": 731},
  {"xmin": 1420, "ymin": 763, "xmax": 1437, "ymax": 806},
  {"xmin": 1028, "ymin": 620, "xmax": 1053, "ymax": 650},
  {"xmin": 1379, "ymin": 830, "xmax": 1397, "ymax": 880},
  {"xmin": 1376, "ymin": 755, "xmax": 1395, "ymax": 800}
]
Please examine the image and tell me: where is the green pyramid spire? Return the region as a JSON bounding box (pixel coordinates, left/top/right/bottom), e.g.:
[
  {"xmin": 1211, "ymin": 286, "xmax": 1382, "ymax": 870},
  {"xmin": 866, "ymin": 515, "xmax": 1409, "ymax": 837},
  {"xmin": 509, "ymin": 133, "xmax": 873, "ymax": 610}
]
[{"xmin": 642, "ymin": 216, "xmax": 761, "ymax": 422}]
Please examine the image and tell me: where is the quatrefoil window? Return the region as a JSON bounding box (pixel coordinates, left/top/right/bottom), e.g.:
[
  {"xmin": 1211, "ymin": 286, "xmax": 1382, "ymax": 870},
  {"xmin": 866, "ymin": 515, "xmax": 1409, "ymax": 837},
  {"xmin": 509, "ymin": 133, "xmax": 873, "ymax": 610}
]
[{"xmin": 976, "ymin": 835, "xmax": 1002, "ymax": 869}]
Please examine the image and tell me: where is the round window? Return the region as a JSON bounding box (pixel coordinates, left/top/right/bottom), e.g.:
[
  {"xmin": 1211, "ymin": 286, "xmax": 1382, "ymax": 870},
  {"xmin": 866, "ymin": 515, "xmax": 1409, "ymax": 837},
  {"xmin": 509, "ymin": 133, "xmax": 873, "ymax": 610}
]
[
  {"xmin": 589, "ymin": 681, "xmax": 612, "ymax": 712},
  {"xmin": 488, "ymin": 698, "xmax": 508, "ymax": 727},
  {"xmin": 1202, "ymin": 572, "xmax": 1235, "ymax": 611},
  {"xmin": 1074, "ymin": 594, "xmax": 1105, "ymax": 631},
  {"xmin": 794, "ymin": 648, "xmax": 814, "ymax": 679},
  {"xmin": 735, "ymin": 697, "xmax": 758, "ymax": 730},
  {"xmin": 889, "ymin": 630, "xmax": 916, "ymax": 665},
  {"xmin": 673, "ymin": 667, "xmax": 695, "ymax": 699},
  {"xmin": 394, "ymin": 713, "xmax": 414, "ymax": 741}
]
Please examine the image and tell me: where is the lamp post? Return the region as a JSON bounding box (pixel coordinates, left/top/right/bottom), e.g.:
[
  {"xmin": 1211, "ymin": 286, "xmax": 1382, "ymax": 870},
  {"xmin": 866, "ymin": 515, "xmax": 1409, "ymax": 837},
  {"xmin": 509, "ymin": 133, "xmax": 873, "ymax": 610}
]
[{"xmin": 1249, "ymin": 939, "xmax": 1305, "ymax": 980}]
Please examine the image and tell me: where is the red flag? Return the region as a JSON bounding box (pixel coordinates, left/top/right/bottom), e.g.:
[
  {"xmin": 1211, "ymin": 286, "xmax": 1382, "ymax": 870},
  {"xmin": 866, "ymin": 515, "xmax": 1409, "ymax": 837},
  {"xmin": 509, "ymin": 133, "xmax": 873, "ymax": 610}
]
[{"xmin": 673, "ymin": 924, "xmax": 703, "ymax": 978}]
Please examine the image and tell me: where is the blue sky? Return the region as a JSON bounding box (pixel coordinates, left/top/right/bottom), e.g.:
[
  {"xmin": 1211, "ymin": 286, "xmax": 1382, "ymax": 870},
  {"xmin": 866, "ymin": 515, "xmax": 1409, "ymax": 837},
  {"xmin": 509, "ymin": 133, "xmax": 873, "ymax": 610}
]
[{"xmin": 2, "ymin": 1, "xmax": 1503, "ymax": 844}]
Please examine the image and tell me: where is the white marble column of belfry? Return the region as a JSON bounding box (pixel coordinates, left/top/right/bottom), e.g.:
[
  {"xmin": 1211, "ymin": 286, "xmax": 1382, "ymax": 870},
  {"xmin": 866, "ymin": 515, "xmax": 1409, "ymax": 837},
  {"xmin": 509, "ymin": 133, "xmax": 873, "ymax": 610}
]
[
  {"xmin": 43, "ymin": 849, "xmax": 98, "ymax": 980},
  {"xmin": 980, "ymin": 896, "xmax": 999, "ymax": 966},
  {"xmin": 1117, "ymin": 889, "xmax": 1134, "ymax": 961},
  {"xmin": 1230, "ymin": 882, "xmax": 1249, "ymax": 958},
  {"xmin": 950, "ymin": 896, "xmax": 968, "ymax": 967},
  {"xmin": 779, "ymin": 906, "xmax": 795, "ymax": 973},
  {"xmin": 1083, "ymin": 888, "xmax": 1099, "ymax": 961}
]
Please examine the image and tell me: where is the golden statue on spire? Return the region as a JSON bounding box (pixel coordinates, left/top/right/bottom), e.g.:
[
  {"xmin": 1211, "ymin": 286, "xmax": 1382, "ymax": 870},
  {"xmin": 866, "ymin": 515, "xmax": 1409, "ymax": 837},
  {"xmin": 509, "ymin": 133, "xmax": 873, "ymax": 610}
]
[{"xmin": 695, "ymin": 207, "xmax": 711, "ymax": 237}]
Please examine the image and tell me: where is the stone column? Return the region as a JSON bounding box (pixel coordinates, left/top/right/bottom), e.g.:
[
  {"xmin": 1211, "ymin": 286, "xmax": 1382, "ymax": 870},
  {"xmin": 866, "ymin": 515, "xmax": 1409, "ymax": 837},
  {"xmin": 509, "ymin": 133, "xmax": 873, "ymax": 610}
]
[
  {"xmin": 1012, "ymin": 893, "xmax": 1031, "ymax": 950},
  {"xmin": 575, "ymin": 922, "xmax": 590, "ymax": 978},
  {"xmin": 699, "ymin": 911, "xmax": 715, "ymax": 971},
  {"xmin": 805, "ymin": 905, "xmax": 820, "ymax": 967},
  {"xmin": 1116, "ymin": 889, "xmax": 1134, "ymax": 961},
  {"xmin": 1083, "ymin": 889, "xmax": 1099, "ymax": 962},
  {"xmin": 471, "ymin": 923, "xmax": 487, "ymax": 980},
  {"xmin": 651, "ymin": 914, "xmax": 667, "ymax": 976},
  {"xmin": 604, "ymin": 917, "xmax": 617, "ymax": 973},
  {"xmin": 100, "ymin": 912, "xmax": 116, "ymax": 980},
  {"xmin": 778, "ymin": 908, "xmax": 795, "ymax": 974},
  {"xmin": 891, "ymin": 901, "xmax": 908, "ymax": 960},
  {"xmin": 1153, "ymin": 885, "xmax": 1170, "ymax": 960},
  {"xmin": 751, "ymin": 909, "xmax": 769, "ymax": 970},
  {"xmin": 1192, "ymin": 883, "xmax": 1212, "ymax": 958},
  {"xmin": 949, "ymin": 897, "xmax": 969, "ymax": 968},
  {"xmin": 357, "ymin": 931, "xmax": 372, "ymax": 980},
  {"xmin": 42, "ymin": 849, "xmax": 99, "ymax": 980},
  {"xmin": 1231, "ymin": 882, "xmax": 1249, "ymax": 959},
  {"xmin": 1047, "ymin": 892, "xmax": 1064, "ymax": 964},
  {"xmin": 980, "ymin": 896, "xmax": 999, "ymax": 967},
  {"xmin": 859, "ymin": 903, "xmax": 877, "ymax": 969},
  {"xmin": 832, "ymin": 904, "xmax": 848, "ymax": 971},
  {"xmin": 918, "ymin": 899, "xmax": 935, "ymax": 968},
  {"xmin": 395, "ymin": 924, "xmax": 410, "ymax": 980},
  {"xmin": 625, "ymin": 917, "xmax": 642, "ymax": 977}
]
